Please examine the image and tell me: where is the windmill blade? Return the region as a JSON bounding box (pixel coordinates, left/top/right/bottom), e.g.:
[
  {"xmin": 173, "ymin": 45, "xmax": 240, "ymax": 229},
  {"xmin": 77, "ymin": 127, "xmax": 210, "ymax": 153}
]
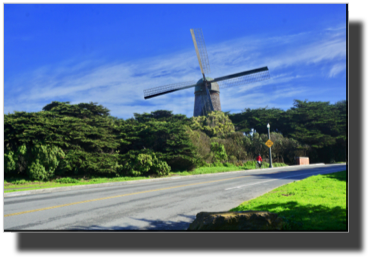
[
  {"xmin": 190, "ymin": 28, "xmax": 211, "ymax": 75},
  {"xmin": 210, "ymin": 66, "xmax": 269, "ymax": 83},
  {"xmin": 144, "ymin": 81, "xmax": 200, "ymax": 99},
  {"xmin": 211, "ymin": 66, "xmax": 270, "ymax": 88}
]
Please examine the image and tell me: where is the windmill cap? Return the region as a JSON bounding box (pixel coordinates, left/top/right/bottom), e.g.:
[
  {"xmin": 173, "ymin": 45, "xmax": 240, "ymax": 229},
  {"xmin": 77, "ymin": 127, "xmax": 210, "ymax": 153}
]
[{"xmin": 194, "ymin": 77, "xmax": 220, "ymax": 93}]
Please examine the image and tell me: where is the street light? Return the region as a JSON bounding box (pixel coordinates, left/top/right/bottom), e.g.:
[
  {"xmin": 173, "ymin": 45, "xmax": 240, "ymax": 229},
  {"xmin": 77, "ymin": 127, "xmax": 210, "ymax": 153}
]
[{"xmin": 267, "ymin": 123, "xmax": 273, "ymax": 168}]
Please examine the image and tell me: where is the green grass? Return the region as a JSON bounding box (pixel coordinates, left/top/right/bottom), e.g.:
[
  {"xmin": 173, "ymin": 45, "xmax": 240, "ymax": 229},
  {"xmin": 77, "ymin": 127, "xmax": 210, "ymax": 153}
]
[
  {"xmin": 4, "ymin": 175, "xmax": 150, "ymax": 193},
  {"xmin": 230, "ymin": 171, "xmax": 347, "ymax": 230},
  {"xmin": 4, "ymin": 162, "xmax": 288, "ymax": 193}
]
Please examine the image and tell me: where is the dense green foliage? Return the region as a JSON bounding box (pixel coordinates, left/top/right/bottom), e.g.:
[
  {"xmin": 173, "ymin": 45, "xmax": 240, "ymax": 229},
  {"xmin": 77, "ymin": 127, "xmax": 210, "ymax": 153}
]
[
  {"xmin": 4, "ymin": 99, "xmax": 346, "ymax": 180},
  {"xmin": 210, "ymin": 142, "xmax": 228, "ymax": 163},
  {"xmin": 190, "ymin": 111, "xmax": 235, "ymax": 138},
  {"xmin": 228, "ymin": 100, "xmax": 346, "ymax": 163},
  {"xmin": 5, "ymin": 102, "xmax": 120, "ymax": 178}
]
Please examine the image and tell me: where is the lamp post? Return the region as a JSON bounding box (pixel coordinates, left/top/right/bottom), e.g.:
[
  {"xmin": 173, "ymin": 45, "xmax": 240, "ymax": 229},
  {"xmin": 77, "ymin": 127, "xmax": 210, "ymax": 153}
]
[{"xmin": 267, "ymin": 123, "xmax": 273, "ymax": 168}]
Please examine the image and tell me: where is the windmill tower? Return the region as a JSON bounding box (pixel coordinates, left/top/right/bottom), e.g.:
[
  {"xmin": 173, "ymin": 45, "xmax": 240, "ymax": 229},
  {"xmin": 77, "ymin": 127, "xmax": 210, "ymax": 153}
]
[
  {"xmin": 144, "ymin": 28, "xmax": 270, "ymax": 117},
  {"xmin": 194, "ymin": 77, "xmax": 221, "ymax": 116}
]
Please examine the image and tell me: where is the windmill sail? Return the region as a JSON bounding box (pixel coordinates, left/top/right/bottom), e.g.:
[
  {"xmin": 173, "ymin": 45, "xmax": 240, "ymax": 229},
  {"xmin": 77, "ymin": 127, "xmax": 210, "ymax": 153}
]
[
  {"xmin": 190, "ymin": 28, "xmax": 211, "ymax": 75},
  {"xmin": 211, "ymin": 67, "xmax": 270, "ymax": 88},
  {"xmin": 144, "ymin": 81, "xmax": 200, "ymax": 99},
  {"xmin": 211, "ymin": 66, "xmax": 269, "ymax": 83}
]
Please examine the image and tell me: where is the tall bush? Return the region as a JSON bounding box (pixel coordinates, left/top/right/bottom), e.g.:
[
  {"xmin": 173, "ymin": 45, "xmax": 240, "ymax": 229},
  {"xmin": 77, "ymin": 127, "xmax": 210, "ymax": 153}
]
[
  {"xmin": 4, "ymin": 150, "xmax": 16, "ymax": 174},
  {"xmin": 210, "ymin": 142, "xmax": 228, "ymax": 162},
  {"xmin": 27, "ymin": 144, "xmax": 65, "ymax": 180},
  {"xmin": 119, "ymin": 150, "xmax": 170, "ymax": 176}
]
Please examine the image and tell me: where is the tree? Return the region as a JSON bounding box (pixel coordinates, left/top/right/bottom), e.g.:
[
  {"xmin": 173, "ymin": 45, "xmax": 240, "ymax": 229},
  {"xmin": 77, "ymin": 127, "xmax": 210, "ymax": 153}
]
[
  {"xmin": 5, "ymin": 102, "xmax": 120, "ymax": 178},
  {"xmin": 228, "ymin": 107, "xmax": 285, "ymax": 134},
  {"xmin": 190, "ymin": 111, "xmax": 235, "ymax": 138}
]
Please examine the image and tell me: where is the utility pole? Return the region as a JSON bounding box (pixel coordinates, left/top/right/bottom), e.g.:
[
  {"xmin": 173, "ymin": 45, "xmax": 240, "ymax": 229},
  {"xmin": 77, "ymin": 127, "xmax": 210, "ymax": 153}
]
[{"xmin": 267, "ymin": 123, "xmax": 273, "ymax": 168}]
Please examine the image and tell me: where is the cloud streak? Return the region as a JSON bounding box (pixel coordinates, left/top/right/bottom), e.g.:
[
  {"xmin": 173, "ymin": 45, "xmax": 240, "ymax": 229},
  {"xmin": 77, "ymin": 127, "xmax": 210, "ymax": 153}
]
[{"xmin": 329, "ymin": 63, "xmax": 346, "ymax": 77}]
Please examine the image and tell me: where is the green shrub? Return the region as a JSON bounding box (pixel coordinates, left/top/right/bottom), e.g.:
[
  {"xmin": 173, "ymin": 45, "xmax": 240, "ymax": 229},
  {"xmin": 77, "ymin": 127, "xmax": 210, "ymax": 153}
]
[
  {"xmin": 151, "ymin": 160, "xmax": 171, "ymax": 176},
  {"xmin": 10, "ymin": 179, "xmax": 29, "ymax": 185},
  {"xmin": 165, "ymin": 154, "xmax": 197, "ymax": 172},
  {"xmin": 4, "ymin": 144, "xmax": 28, "ymax": 176},
  {"xmin": 223, "ymin": 162, "xmax": 235, "ymax": 167},
  {"xmin": 31, "ymin": 144, "xmax": 65, "ymax": 178},
  {"xmin": 196, "ymin": 159, "xmax": 209, "ymax": 167},
  {"xmin": 133, "ymin": 153, "xmax": 153, "ymax": 175},
  {"xmin": 228, "ymin": 155, "xmax": 237, "ymax": 162},
  {"xmin": 55, "ymin": 177, "xmax": 80, "ymax": 184},
  {"xmin": 244, "ymin": 161, "xmax": 255, "ymax": 166},
  {"xmin": 27, "ymin": 160, "xmax": 49, "ymax": 181},
  {"xmin": 188, "ymin": 129, "xmax": 211, "ymax": 163},
  {"xmin": 56, "ymin": 149, "xmax": 120, "ymax": 176},
  {"xmin": 212, "ymin": 162, "xmax": 224, "ymax": 167},
  {"xmin": 210, "ymin": 142, "xmax": 228, "ymax": 162},
  {"xmin": 273, "ymin": 163, "xmax": 288, "ymax": 167},
  {"xmin": 222, "ymin": 132, "xmax": 249, "ymax": 161},
  {"xmin": 120, "ymin": 150, "xmax": 171, "ymax": 176},
  {"xmin": 8, "ymin": 144, "xmax": 67, "ymax": 180},
  {"xmin": 4, "ymin": 150, "xmax": 16, "ymax": 173}
]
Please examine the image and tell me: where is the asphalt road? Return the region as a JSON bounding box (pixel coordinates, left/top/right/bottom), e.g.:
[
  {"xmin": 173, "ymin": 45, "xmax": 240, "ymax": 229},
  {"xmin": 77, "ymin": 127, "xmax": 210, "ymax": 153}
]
[{"xmin": 4, "ymin": 164, "xmax": 346, "ymax": 231}]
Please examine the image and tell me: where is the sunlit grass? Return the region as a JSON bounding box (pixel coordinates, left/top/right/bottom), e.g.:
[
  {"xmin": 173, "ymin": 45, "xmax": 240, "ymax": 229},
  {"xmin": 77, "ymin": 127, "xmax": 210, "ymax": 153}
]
[
  {"xmin": 4, "ymin": 175, "xmax": 149, "ymax": 193},
  {"xmin": 230, "ymin": 171, "xmax": 347, "ymax": 230}
]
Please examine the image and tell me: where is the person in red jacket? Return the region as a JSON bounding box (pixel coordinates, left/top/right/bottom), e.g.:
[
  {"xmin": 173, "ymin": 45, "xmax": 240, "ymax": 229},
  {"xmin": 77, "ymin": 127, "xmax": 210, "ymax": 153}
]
[{"xmin": 256, "ymin": 154, "xmax": 262, "ymax": 168}]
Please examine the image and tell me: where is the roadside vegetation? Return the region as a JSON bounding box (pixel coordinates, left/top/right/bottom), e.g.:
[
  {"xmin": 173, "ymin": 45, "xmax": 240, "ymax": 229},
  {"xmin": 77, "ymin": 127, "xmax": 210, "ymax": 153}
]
[
  {"xmin": 4, "ymin": 175, "xmax": 149, "ymax": 193},
  {"xmin": 5, "ymin": 100, "xmax": 346, "ymax": 184},
  {"xmin": 230, "ymin": 171, "xmax": 347, "ymax": 230}
]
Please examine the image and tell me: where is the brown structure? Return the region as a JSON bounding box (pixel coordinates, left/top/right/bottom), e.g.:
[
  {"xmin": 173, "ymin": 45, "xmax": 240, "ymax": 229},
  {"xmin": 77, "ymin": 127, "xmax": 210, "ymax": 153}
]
[{"xmin": 295, "ymin": 157, "xmax": 309, "ymax": 165}]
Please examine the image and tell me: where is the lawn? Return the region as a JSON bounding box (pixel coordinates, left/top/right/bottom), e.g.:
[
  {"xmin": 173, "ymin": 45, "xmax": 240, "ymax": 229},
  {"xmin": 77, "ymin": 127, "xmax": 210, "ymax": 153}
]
[
  {"xmin": 230, "ymin": 171, "xmax": 347, "ymax": 230},
  {"xmin": 4, "ymin": 176, "xmax": 149, "ymax": 193}
]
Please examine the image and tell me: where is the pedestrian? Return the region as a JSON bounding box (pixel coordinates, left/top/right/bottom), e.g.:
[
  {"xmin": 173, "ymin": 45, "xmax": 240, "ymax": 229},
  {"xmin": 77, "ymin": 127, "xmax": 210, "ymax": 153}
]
[{"xmin": 256, "ymin": 154, "xmax": 262, "ymax": 168}]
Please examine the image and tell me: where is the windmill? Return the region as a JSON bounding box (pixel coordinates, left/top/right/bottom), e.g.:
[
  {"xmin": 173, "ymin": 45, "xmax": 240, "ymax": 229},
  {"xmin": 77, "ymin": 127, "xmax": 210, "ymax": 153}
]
[{"xmin": 143, "ymin": 28, "xmax": 270, "ymax": 117}]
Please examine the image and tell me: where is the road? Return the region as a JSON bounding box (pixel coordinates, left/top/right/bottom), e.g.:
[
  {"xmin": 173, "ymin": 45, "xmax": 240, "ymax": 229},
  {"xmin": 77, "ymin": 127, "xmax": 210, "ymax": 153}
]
[{"xmin": 4, "ymin": 164, "xmax": 346, "ymax": 231}]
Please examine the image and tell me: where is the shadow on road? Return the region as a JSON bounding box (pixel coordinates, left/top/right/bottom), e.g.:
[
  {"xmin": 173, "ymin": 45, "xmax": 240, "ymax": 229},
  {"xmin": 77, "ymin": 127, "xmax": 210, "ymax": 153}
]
[
  {"xmin": 244, "ymin": 166, "xmax": 346, "ymax": 181},
  {"xmin": 67, "ymin": 214, "xmax": 195, "ymax": 231},
  {"xmin": 67, "ymin": 198, "xmax": 347, "ymax": 231}
]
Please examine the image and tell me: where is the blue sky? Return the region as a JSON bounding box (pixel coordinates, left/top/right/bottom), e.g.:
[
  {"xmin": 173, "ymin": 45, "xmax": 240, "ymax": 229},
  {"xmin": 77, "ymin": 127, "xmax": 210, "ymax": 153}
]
[{"xmin": 4, "ymin": 4, "xmax": 347, "ymax": 119}]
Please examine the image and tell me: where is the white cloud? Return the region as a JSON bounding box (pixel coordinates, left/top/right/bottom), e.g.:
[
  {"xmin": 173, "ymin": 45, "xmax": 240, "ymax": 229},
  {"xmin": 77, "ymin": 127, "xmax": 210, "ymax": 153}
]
[
  {"xmin": 325, "ymin": 25, "xmax": 346, "ymax": 32},
  {"xmin": 329, "ymin": 63, "xmax": 346, "ymax": 77}
]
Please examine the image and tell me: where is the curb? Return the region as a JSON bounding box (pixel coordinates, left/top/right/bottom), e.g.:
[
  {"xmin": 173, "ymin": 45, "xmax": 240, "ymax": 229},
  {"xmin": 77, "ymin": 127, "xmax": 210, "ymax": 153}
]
[{"xmin": 4, "ymin": 163, "xmax": 333, "ymax": 198}]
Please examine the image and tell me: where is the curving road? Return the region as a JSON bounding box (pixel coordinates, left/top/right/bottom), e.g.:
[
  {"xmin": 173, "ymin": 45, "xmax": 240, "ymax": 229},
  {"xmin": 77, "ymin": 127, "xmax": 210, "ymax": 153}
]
[{"xmin": 4, "ymin": 163, "xmax": 346, "ymax": 231}]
